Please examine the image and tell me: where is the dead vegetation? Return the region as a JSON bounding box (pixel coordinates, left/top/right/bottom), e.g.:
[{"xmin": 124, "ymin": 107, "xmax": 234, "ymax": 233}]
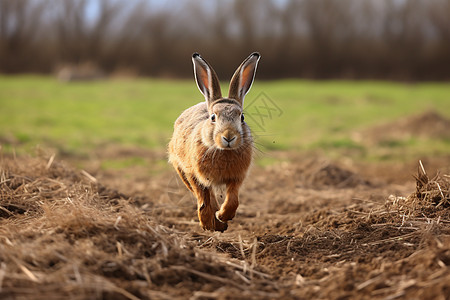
[
  {"xmin": 0, "ymin": 156, "xmax": 275, "ymax": 299},
  {"xmin": 1, "ymin": 154, "xmax": 449, "ymax": 299}
]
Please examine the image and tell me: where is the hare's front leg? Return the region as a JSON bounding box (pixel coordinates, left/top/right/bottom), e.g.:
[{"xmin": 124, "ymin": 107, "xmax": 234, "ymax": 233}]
[
  {"xmin": 216, "ymin": 182, "xmax": 241, "ymax": 223},
  {"xmin": 188, "ymin": 179, "xmax": 228, "ymax": 232}
]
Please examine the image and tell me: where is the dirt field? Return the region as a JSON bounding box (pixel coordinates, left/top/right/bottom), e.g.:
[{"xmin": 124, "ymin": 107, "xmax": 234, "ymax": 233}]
[
  {"xmin": 1, "ymin": 112, "xmax": 450, "ymax": 299},
  {"xmin": 0, "ymin": 149, "xmax": 449, "ymax": 300}
]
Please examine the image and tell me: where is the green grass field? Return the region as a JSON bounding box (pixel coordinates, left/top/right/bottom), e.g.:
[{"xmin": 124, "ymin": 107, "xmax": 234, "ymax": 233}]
[{"xmin": 1, "ymin": 75, "xmax": 449, "ymax": 164}]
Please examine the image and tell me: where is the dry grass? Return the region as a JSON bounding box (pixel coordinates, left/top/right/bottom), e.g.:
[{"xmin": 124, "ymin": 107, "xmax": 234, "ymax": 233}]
[
  {"xmin": 386, "ymin": 160, "xmax": 450, "ymax": 222},
  {"xmin": 1, "ymin": 154, "xmax": 449, "ymax": 299},
  {"xmin": 0, "ymin": 155, "xmax": 275, "ymax": 299}
]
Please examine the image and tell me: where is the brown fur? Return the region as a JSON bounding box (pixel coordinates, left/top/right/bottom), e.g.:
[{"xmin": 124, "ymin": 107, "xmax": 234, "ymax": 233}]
[{"xmin": 168, "ymin": 52, "xmax": 260, "ymax": 231}]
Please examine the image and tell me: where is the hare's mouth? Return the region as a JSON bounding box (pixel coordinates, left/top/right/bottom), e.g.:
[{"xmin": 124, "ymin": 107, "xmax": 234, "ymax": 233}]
[
  {"xmin": 217, "ymin": 143, "xmax": 239, "ymax": 150},
  {"xmin": 217, "ymin": 135, "xmax": 240, "ymax": 149},
  {"xmin": 214, "ymin": 129, "xmax": 241, "ymax": 150}
]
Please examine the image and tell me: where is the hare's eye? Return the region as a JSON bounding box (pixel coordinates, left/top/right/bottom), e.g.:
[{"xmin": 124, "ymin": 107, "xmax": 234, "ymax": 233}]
[
  {"xmin": 211, "ymin": 114, "xmax": 216, "ymax": 122},
  {"xmin": 241, "ymin": 113, "xmax": 245, "ymax": 123}
]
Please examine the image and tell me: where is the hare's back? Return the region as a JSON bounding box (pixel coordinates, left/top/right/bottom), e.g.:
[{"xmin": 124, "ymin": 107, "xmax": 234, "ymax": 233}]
[
  {"xmin": 169, "ymin": 102, "xmax": 208, "ymax": 165},
  {"xmin": 174, "ymin": 102, "xmax": 208, "ymax": 131}
]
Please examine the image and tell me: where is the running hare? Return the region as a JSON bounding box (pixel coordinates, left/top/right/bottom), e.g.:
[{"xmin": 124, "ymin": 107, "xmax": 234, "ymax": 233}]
[{"xmin": 168, "ymin": 52, "xmax": 260, "ymax": 232}]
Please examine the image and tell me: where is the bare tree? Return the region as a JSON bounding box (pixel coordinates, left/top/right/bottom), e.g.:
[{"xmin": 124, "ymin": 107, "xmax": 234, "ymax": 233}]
[
  {"xmin": 0, "ymin": 0, "xmax": 48, "ymax": 72},
  {"xmin": 1, "ymin": 0, "xmax": 450, "ymax": 80}
]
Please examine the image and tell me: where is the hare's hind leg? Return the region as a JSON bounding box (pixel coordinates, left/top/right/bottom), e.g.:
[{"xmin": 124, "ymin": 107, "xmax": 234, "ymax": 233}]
[
  {"xmin": 188, "ymin": 179, "xmax": 228, "ymax": 232},
  {"xmin": 216, "ymin": 182, "xmax": 241, "ymax": 223},
  {"xmin": 175, "ymin": 167, "xmax": 193, "ymax": 192}
]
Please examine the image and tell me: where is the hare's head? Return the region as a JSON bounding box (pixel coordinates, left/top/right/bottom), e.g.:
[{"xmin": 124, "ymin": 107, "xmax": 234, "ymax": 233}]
[{"xmin": 192, "ymin": 52, "xmax": 260, "ymax": 150}]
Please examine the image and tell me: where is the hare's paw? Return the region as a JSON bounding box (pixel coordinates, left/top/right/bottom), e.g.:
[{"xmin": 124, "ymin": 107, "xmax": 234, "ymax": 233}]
[
  {"xmin": 199, "ymin": 218, "xmax": 227, "ymax": 232},
  {"xmin": 198, "ymin": 214, "xmax": 215, "ymax": 231},
  {"xmin": 216, "ymin": 209, "xmax": 236, "ymax": 223},
  {"xmin": 199, "ymin": 221, "xmax": 214, "ymax": 231},
  {"xmin": 213, "ymin": 216, "xmax": 228, "ymax": 232},
  {"xmin": 198, "ymin": 206, "xmax": 220, "ymax": 231},
  {"xmin": 198, "ymin": 208, "xmax": 228, "ymax": 232}
]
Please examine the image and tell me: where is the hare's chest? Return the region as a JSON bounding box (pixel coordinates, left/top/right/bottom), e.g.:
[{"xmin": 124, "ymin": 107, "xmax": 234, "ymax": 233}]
[{"xmin": 195, "ymin": 150, "xmax": 250, "ymax": 186}]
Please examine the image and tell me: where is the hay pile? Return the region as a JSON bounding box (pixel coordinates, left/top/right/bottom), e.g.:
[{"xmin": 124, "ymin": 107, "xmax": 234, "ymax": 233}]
[
  {"xmin": 386, "ymin": 160, "xmax": 450, "ymax": 220},
  {"xmin": 0, "ymin": 155, "xmax": 274, "ymax": 299}
]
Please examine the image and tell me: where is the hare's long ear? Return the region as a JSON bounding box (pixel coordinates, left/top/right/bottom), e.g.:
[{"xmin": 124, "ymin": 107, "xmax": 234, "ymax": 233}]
[
  {"xmin": 192, "ymin": 53, "xmax": 222, "ymax": 106},
  {"xmin": 228, "ymin": 52, "xmax": 260, "ymax": 106}
]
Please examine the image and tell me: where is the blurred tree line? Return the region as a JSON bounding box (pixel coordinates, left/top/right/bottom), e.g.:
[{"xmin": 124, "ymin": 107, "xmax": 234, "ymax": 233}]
[{"xmin": 1, "ymin": 0, "xmax": 450, "ymax": 80}]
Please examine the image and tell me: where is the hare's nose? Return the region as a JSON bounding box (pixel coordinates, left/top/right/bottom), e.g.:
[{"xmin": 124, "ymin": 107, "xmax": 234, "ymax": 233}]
[{"xmin": 222, "ymin": 136, "xmax": 236, "ymax": 143}]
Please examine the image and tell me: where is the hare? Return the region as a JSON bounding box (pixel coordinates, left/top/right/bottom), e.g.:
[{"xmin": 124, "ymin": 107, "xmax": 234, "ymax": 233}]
[{"xmin": 168, "ymin": 52, "xmax": 260, "ymax": 232}]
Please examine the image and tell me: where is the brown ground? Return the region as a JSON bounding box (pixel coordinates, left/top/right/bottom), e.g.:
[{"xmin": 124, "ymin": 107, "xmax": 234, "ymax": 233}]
[
  {"xmin": 1, "ymin": 150, "xmax": 449, "ymax": 300},
  {"xmin": 0, "ymin": 112, "xmax": 449, "ymax": 299}
]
